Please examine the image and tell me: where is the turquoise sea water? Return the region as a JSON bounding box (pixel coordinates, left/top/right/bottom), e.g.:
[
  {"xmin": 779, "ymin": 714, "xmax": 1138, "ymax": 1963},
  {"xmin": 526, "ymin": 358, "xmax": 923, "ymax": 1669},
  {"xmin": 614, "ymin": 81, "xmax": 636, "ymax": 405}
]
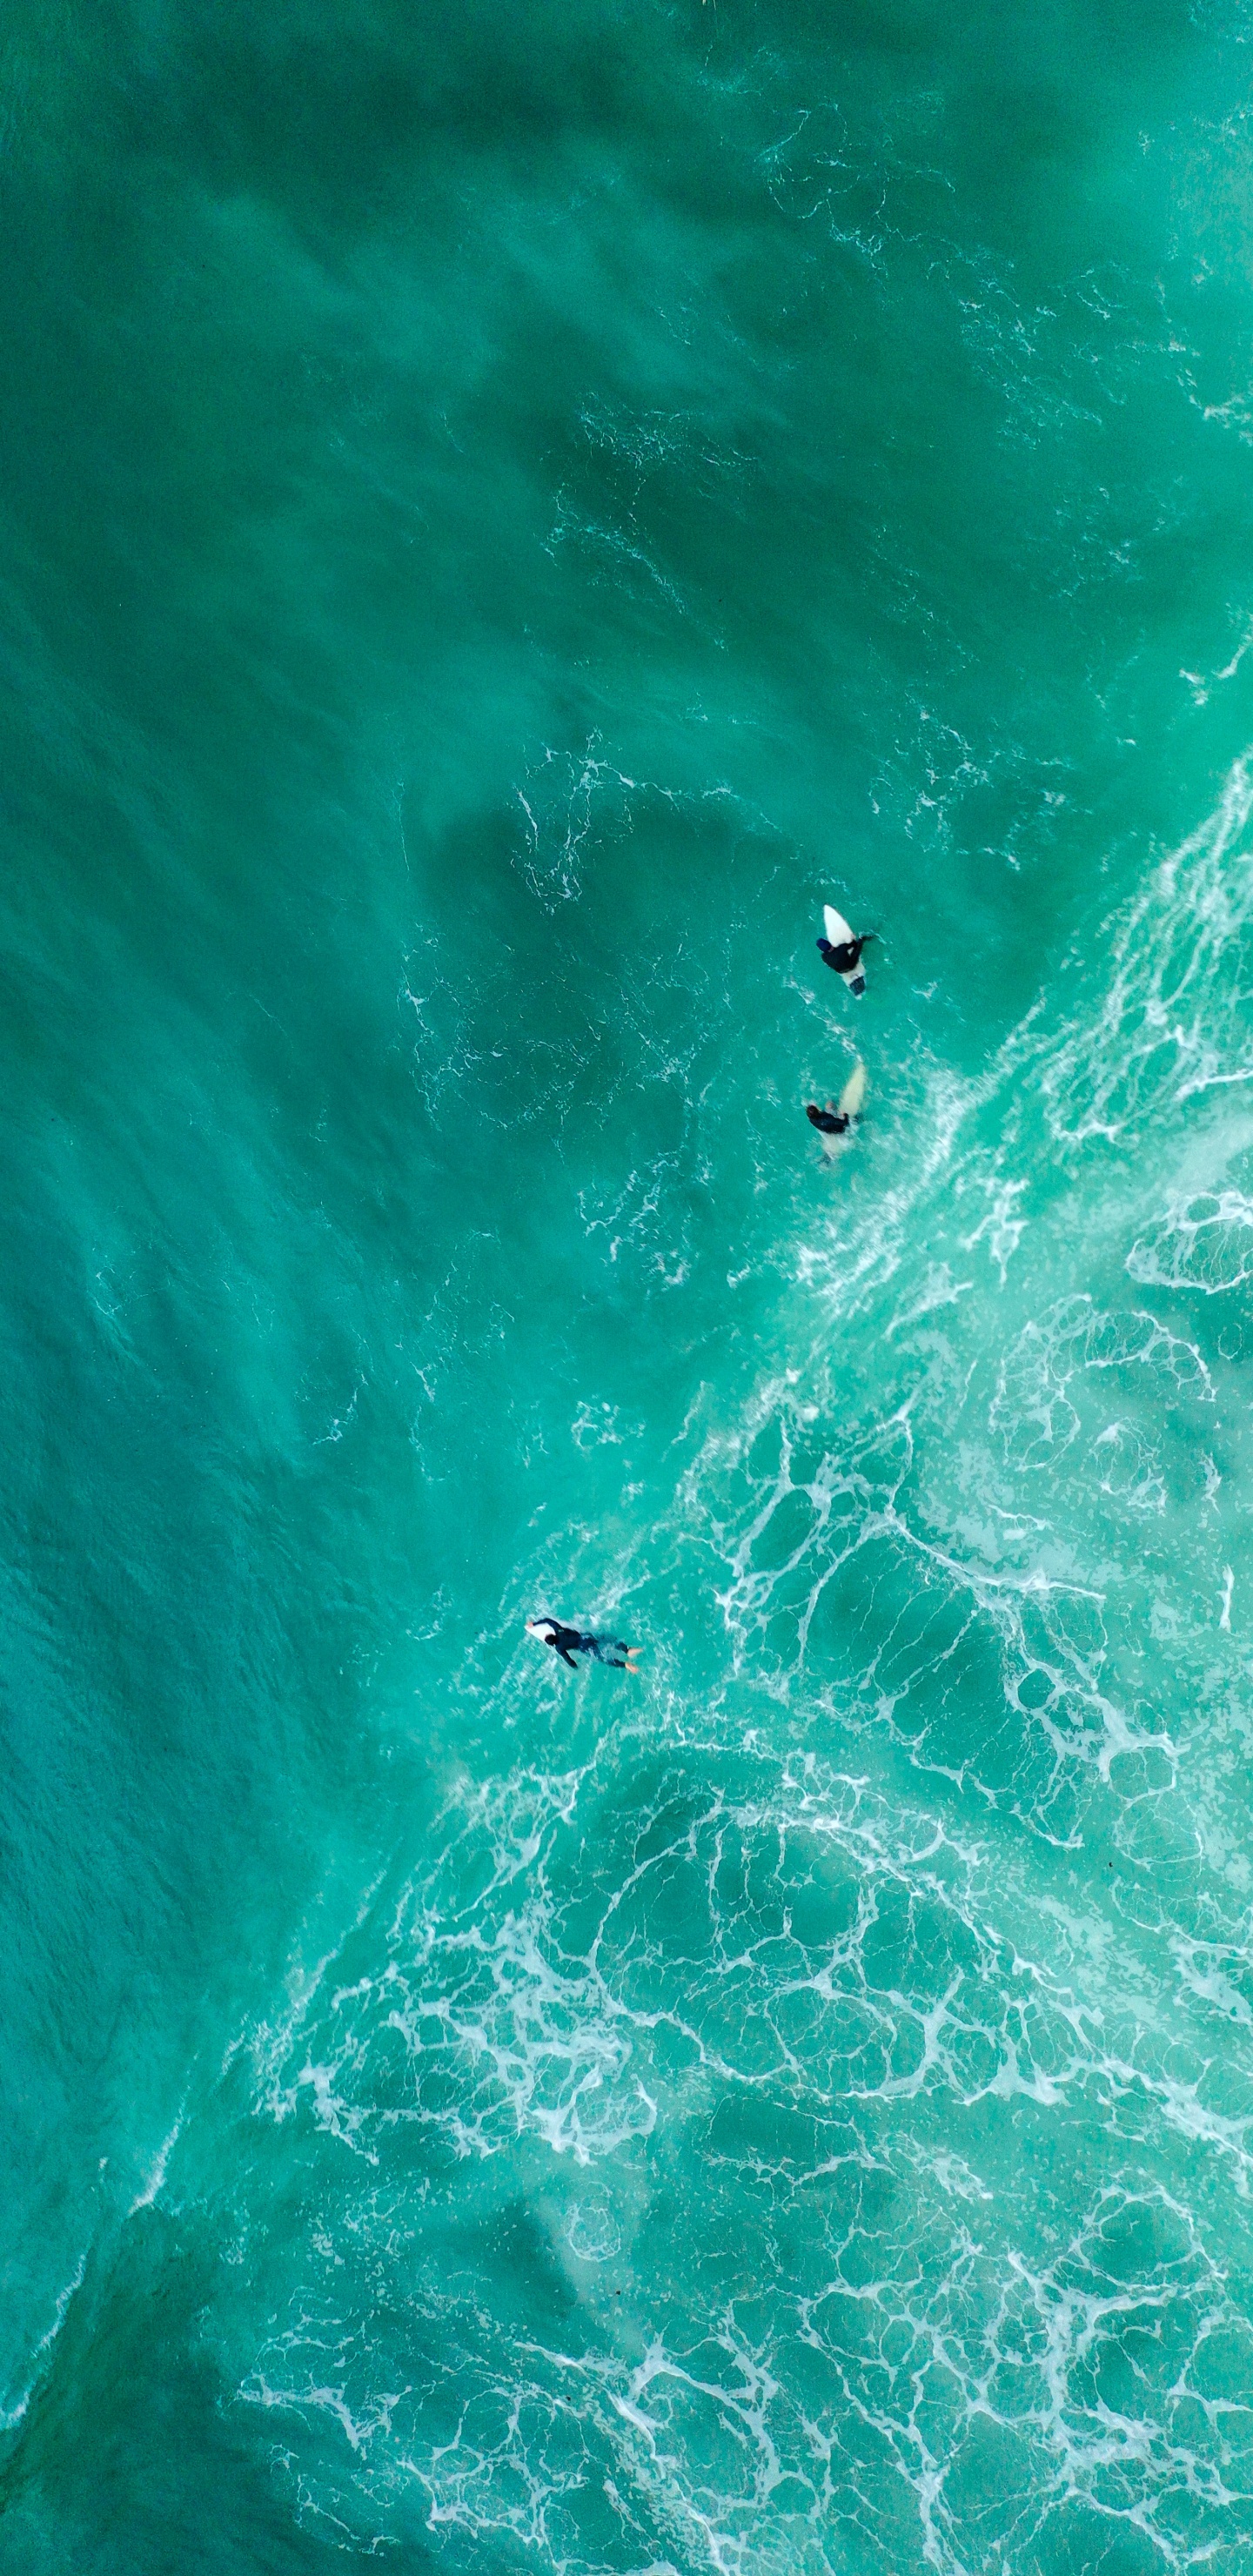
[{"xmin": 8, "ymin": 3, "xmax": 1253, "ymax": 2567}]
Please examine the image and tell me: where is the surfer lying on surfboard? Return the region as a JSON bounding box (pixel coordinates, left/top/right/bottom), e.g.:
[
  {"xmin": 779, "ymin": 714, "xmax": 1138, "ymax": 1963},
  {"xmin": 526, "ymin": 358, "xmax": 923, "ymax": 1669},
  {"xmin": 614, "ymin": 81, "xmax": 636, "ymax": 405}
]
[
  {"xmin": 817, "ymin": 903, "xmax": 876, "ymax": 996},
  {"xmin": 526, "ymin": 1618, "xmax": 640, "ymax": 1672},
  {"xmin": 806, "ymin": 1058, "xmax": 867, "ymax": 1157}
]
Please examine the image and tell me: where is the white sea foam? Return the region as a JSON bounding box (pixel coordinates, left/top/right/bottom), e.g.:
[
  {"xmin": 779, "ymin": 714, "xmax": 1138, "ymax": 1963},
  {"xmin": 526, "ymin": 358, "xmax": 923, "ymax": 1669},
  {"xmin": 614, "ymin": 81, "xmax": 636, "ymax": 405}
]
[
  {"xmin": 234, "ymin": 1728, "xmax": 1253, "ymax": 2563},
  {"xmin": 0, "ymin": 2251, "xmax": 86, "ymax": 2431},
  {"xmin": 129, "ymin": 2106, "xmax": 184, "ymax": 2214}
]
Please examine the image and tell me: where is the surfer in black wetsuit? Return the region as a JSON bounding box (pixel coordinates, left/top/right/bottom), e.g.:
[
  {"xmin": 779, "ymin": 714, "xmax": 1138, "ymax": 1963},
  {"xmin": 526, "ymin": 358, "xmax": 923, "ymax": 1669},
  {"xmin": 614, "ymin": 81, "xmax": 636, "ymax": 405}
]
[
  {"xmin": 526, "ymin": 1618, "xmax": 640, "ymax": 1672},
  {"xmin": 817, "ymin": 929, "xmax": 875, "ymax": 979},
  {"xmin": 805, "ymin": 1101, "xmax": 852, "ymax": 1137}
]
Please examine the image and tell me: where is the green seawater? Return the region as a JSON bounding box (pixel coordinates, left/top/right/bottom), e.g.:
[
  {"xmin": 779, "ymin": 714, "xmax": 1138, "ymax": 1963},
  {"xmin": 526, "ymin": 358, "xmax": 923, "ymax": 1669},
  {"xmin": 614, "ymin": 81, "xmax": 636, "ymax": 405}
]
[{"xmin": 7, "ymin": 2, "xmax": 1253, "ymax": 2567}]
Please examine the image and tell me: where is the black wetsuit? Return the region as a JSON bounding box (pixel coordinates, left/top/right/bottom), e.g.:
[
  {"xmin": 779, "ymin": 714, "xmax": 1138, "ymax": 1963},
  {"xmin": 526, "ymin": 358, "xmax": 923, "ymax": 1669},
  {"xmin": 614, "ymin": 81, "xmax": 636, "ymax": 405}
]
[
  {"xmin": 533, "ymin": 1620, "xmax": 632, "ymax": 1669},
  {"xmin": 806, "ymin": 1104, "xmax": 850, "ymax": 1136},
  {"xmin": 817, "ymin": 932, "xmax": 873, "ymax": 976}
]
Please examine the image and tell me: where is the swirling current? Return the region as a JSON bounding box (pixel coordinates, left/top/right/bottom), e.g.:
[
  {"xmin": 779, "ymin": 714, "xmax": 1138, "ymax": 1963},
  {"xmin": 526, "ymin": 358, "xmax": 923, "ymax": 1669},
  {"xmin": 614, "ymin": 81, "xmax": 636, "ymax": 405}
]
[{"xmin": 4, "ymin": 5, "xmax": 1253, "ymax": 2574}]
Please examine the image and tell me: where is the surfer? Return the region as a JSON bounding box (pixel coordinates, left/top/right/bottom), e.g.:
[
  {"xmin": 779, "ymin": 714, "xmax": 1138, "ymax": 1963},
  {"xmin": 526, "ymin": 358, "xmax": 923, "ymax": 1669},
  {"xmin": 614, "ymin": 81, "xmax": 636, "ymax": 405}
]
[
  {"xmin": 806, "ymin": 1058, "xmax": 867, "ymax": 1157},
  {"xmin": 818, "ymin": 929, "xmax": 874, "ymax": 978},
  {"xmin": 817, "ymin": 903, "xmax": 876, "ymax": 996},
  {"xmin": 526, "ymin": 1617, "xmax": 640, "ymax": 1672},
  {"xmin": 806, "ymin": 1101, "xmax": 854, "ymax": 1137}
]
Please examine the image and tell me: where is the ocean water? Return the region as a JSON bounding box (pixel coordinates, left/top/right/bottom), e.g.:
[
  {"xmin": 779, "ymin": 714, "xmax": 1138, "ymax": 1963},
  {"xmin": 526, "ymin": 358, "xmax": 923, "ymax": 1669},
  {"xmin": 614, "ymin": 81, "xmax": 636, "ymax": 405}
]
[{"xmin": 6, "ymin": 2, "xmax": 1253, "ymax": 2568}]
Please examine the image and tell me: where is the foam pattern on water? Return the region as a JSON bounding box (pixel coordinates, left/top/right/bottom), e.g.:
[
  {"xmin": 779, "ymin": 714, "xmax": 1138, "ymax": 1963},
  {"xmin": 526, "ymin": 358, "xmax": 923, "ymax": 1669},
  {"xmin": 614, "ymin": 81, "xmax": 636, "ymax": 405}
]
[
  {"xmin": 234, "ymin": 1750, "xmax": 1253, "ymax": 2573},
  {"xmin": 1042, "ymin": 759, "xmax": 1253, "ymax": 1142}
]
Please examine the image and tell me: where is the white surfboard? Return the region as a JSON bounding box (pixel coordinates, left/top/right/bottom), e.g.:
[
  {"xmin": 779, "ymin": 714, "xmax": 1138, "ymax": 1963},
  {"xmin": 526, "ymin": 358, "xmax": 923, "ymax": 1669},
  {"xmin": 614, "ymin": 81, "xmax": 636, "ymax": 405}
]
[
  {"xmin": 817, "ymin": 1059, "xmax": 868, "ymax": 1159},
  {"xmin": 821, "ymin": 903, "xmax": 868, "ymax": 995},
  {"xmin": 837, "ymin": 1057, "xmax": 867, "ymax": 1121}
]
